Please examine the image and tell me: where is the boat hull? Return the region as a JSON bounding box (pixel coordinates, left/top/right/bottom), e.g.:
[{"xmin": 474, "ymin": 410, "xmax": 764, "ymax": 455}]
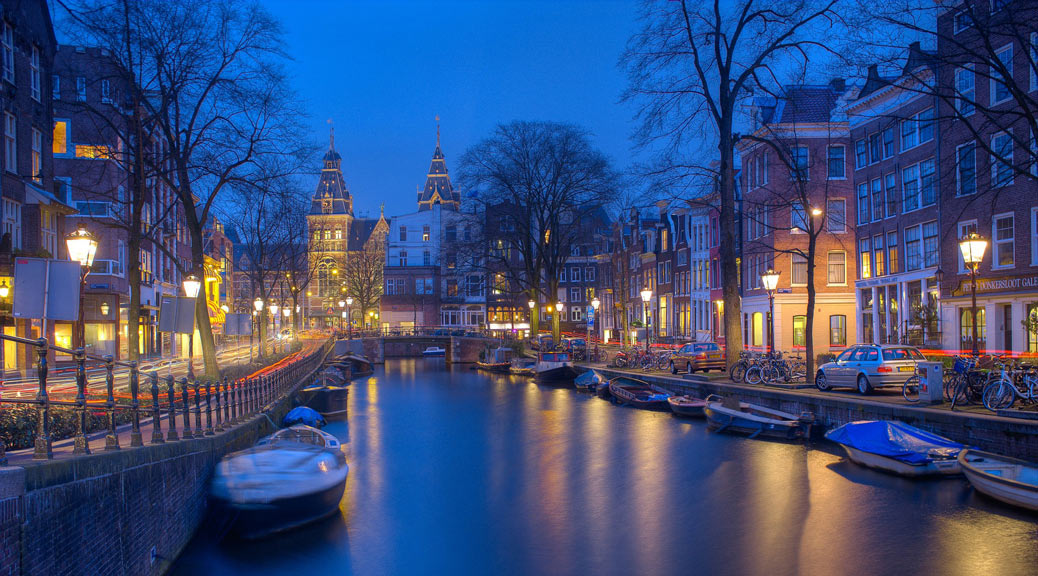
[
  {"xmin": 667, "ymin": 396, "xmax": 707, "ymax": 418},
  {"xmin": 959, "ymin": 449, "xmax": 1038, "ymax": 511},
  {"xmin": 477, "ymin": 362, "xmax": 512, "ymax": 373},
  {"xmin": 608, "ymin": 379, "xmax": 671, "ymax": 410},
  {"xmin": 534, "ymin": 366, "xmax": 578, "ymax": 384},
  {"xmin": 212, "ymin": 473, "xmax": 347, "ymax": 540},
  {"xmin": 842, "ymin": 446, "xmax": 960, "ymax": 477},
  {"xmin": 704, "ymin": 404, "xmax": 808, "ymax": 440},
  {"xmin": 299, "ymin": 386, "xmax": 349, "ymax": 418}
]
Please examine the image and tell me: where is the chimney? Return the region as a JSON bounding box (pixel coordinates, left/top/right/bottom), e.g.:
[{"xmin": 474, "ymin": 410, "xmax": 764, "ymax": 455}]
[{"xmin": 829, "ymin": 77, "xmax": 846, "ymax": 93}]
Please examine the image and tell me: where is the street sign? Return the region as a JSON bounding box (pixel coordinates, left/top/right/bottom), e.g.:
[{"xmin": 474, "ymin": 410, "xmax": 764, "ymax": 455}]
[
  {"xmin": 158, "ymin": 296, "xmax": 196, "ymax": 334},
  {"xmin": 12, "ymin": 257, "xmax": 82, "ymax": 321},
  {"xmin": 586, "ymin": 307, "xmax": 595, "ymax": 328}
]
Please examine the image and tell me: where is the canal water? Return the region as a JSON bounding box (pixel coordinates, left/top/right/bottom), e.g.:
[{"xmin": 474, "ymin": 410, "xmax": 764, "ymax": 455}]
[{"xmin": 174, "ymin": 359, "xmax": 1038, "ymax": 576}]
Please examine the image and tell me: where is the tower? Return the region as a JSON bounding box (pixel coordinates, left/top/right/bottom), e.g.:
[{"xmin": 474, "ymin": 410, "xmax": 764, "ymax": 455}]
[{"xmin": 417, "ymin": 119, "xmax": 461, "ymax": 211}]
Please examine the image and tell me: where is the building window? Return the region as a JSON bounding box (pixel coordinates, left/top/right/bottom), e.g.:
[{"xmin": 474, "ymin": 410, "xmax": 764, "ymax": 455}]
[
  {"xmin": 76, "ymin": 77, "xmax": 86, "ymax": 102},
  {"xmin": 31, "ymin": 128, "xmax": 41, "ymax": 183},
  {"xmin": 900, "ymin": 108, "xmax": 933, "ymax": 150},
  {"xmin": 902, "ymin": 164, "xmax": 919, "ymax": 212},
  {"xmin": 827, "ymin": 251, "xmax": 846, "ymax": 285},
  {"xmin": 791, "ymin": 201, "xmax": 807, "ymax": 233},
  {"xmin": 30, "ymin": 45, "xmax": 40, "ymax": 101},
  {"xmin": 993, "ymin": 213, "xmax": 1015, "ymax": 268},
  {"xmin": 791, "ymin": 254, "xmax": 807, "ymax": 286},
  {"xmin": 887, "ymin": 231, "xmax": 898, "ymax": 274},
  {"xmin": 991, "ymin": 44, "xmax": 1013, "ymax": 105},
  {"xmin": 871, "ymin": 177, "xmax": 883, "ymax": 222},
  {"xmin": 1, "ymin": 24, "xmax": 12, "ymax": 84},
  {"xmin": 4, "ymin": 113, "xmax": 15, "ymax": 174},
  {"xmin": 571, "ymin": 307, "xmax": 583, "ymax": 322},
  {"xmin": 571, "ymin": 267, "xmax": 581, "ymax": 282},
  {"xmin": 466, "ymin": 275, "xmax": 483, "ymax": 297},
  {"xmin": 53, "ymin": 119, "xmax": 69, "ymax": 155},
  {"xmin": 869, "ymin": 133, "xmax": 881, "ymax": 165},
  {"xmin": 960, "ymin": 307, "xmax": 986, "ymax": 352},
  {"xmin": 585, "ymin": 267, "xmax": 595, "ymax": 282},
  {"xmin": 423, "ymin": 251, "xmax": 430, "ymax": 266},
  {"xmin": 873, "ymin": 234, "xmax": 885, "ymax": 276},
  {"xmin": 884, "ymin": 173, "xmax": 896, "ymax": 217},
  {"xmin": 827, "ymin": 145, "xmax": 845, "ymax": 179},
  {"xmin": 570, "ymin": 287, "xmax": 581, "ymax": 302},
  {"xmin": 399, "ymin": 226, "xmax": 407, "ymax": 241},
  {"xmin": 830, "ymin": 315, "xmax": 847, "ymax": 346},
  {"xmin": 920, "ymin": 158, "xmax": 936, "ymax": 206},
  {"xmin": 923, "ymin": 221, "xmax": 939, "ymax": 268},
  {"xmin": 882, "ymin": 126, "xmax": 895, "ymax": 158},
  {"xmin": 991, "ymin": 132, "xmax": 1014, "ymax": 188},
  {"xmin": 422, "ymin": 225, "xmax": 430, "ymax": 242},
  {"xmin": 827, "ymin": 198, "xmax": 846, "ymax": 233},
  {"xmin": 2, "ymin": 198, "xmax": 21, "ymax": 250},
  {"xmin": 791, "ymin": 146, "xmax": 809, "ymax": 180},
  {"xmin": 905, "ymin": 224, "xmax": 922, "ymax": 271},
  {"xmin": 398, "ymin": 250, "xmax": 407, "ymax": 267},
  {"xmin": 101, "ymin": 79, "xmax": 111, "ymax": 104},
  {"xmin": 447, "ymin": 280, "xmax": 458, "ymax": 297},
  {"xmin": 854, "ymin": 139, "xmax": 867, "ymax": 169},
  {"xmin": 957, "ymin": 142, "xmax": 976, "ymax": 195},
  {"xmin": 74, "ymin": 145, "xmax": 113, "ymax": 159},
  {"xmin": 956, "ymin": 65, "xmax": 975, "ymax": 116},
  {"xmin": 856, "ymin": 184, "xmax": 869, "ymax": 225},
  {"xmin": 793, "ymin": 316, "xmax": 806, "ymax": 348},
  {"xmin": 52, "ymin": 75, "xmax": 60, "ymax": 100},
  {"xmin": 957, "ymin": 220, "xmax": 978, "ymax": 273},
  {"xmin": 860, "ymin": 238, "xmax": 871, "ymax": 279}
]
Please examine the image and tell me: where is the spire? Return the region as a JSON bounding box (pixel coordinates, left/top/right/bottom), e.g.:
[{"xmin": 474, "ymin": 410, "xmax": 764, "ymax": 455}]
[
  {"xmin": 435, "ymin": 114, "xmax": 440, "ymax": 147},
  {"xmin": 418, "ymin": 120, "xmax": 460, "ymax": 211},
  {"xmin": 327, "ymin": 118, "xmax": 335, "ymax": 150}
]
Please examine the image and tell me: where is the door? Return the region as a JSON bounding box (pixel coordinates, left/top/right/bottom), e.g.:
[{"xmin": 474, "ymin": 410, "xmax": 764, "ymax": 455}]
[{"xmin": 1003, "ymin": 304, "xmax": 1013, "ymax": 353}]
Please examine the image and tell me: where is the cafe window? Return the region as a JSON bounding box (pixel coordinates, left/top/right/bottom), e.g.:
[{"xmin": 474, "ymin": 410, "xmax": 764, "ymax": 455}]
[
  {"xmin": 830, "ymin": 315, "xmax": 847, "ymax": 346},
  {"xmin": 793, "ymin": 315, "xmax": 806, "ymax": 348},
  {"xmin": 1027, "ymin": 304, "xmax": 1038, "ymax": 352},
  {"xmin": 960, "ymin": 307, "xmax": 986, "ymax": 352}
]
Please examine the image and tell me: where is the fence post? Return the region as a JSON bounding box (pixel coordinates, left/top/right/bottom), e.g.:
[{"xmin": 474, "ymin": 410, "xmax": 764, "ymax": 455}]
[
  {"xmin": 73, "ymin": 348, "xmax": 90, "ymax": 455},
  {"xmin": 230, "ymin": 378, "xmax": 239, "ymax": 422},
  {"xmin": 204, "ymin": 381, "xmax": 214, "ymax": 436},
  {"xmin": 213, "ymin": 378, "xmax": 223, "ymax": 432},
  {"xmin": 28, "ymin": 339, "xmax": 51, "ymax": 460},
  {"xmin": 167, "ymin": 375, "xmax": 179, "ymax": 441},
  {"xmin": 150, "ymin": 372, "xmax": 164, "ymax": 444},
  {"xmin": 181, "ymin": 378, "xmax": 192, "ymax": 439},
  {"xmin": 103, "ymin": 355, "xmax": 119, "ymax": 451},
  {"xmin": 222, "ymin": 377, "xmax": 230, "ymax": 426},
  {"xmin": 129, "ymin": 361, "xmax": 143, "ymax": 447},
  {"xmin": 193, "ymin": 381, "xmax": 203, "ymax": 438}
]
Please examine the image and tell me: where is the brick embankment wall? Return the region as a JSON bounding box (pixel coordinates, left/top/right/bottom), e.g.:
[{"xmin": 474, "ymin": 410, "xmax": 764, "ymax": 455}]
[
  {"xmin": 0, "ymin": 368, "xmax": 321, "ymax": 576},
  {"xmin": 596, "ymin": 368, "xmax": 1038, "ymax": 461}
]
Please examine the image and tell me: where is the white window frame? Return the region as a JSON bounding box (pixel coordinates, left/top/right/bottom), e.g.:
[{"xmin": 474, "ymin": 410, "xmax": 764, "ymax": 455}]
[
  {"xmin": 4, "ymin": 113, "xmax": 15, "ymax": 174},
  {"xmin": 826, "ymin": 198, "xmax": 846, "ymax": 233},
  {"xmin": 991, "ymin": 43, "xmax": 1014, "ymax": 106},
  {"xmin": 30, "ymin": 45, "xmax": 40, "ymax": 102},
  {"xmin": 791, "ymin": 254, "xmax": 807, "ymax": 287},
  {"xmin": 31, "ymin": 127, "xmax": 40, "ymax": 182},
  {"xmin": 1, "ymin": 24, "xmax": 13, "ymax": 84},
  {"xmin": 827, "ymin": 145, "xmax": 846, "ymax": 179},
  {"xmin": 2, "ymin": 198, "xmax": 21, "ymax": 250},
  {"xmin": 956, "ymin": 64, "xmax": 975, "ymax": 116},
  {"xmin": 992, "ymin": 212, "xmax": 1015, "ymax": 270},
  {"xmin": 827, "ymin": 251, "xmax": 847, "ymax": 286},
  {"xmin": 101, "ymin": 79, "xmax": 111, "ymax": 104},
  {"xmin": 76, "ymin": 77, "xmax": 86, "ymax": 102}
]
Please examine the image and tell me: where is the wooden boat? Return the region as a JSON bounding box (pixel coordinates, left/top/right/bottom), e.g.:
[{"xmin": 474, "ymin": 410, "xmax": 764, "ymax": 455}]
[
  {"xmin": 825, "ymin": 421, "xmax": 963, "ymax": 477},
  {"xmin": 608, "ymin": 376, "xmax": 671, "ymax": 410},
  {"xmin": 422, "ymin": 346, "xmax": 446, "ymax": 357},
  {"xmin": 330, "ymin": 353, "xmax": 374, "ymax": 378},
  {"xmin": 595, "ymin": 380, "xmax": 612, "ymax": 400},
  {"xmin": 959, "ymin": 449, "xmax": 1038, "ymax": 511},
  {"xmin": 477, "ymin": 347, "xmax": 514, "ymax": 373},
  {"xmin": 704, "ymin": 396, "xmax": 814, "ymax": 440},
  {"xmin": 298, "ymin": 383, "xmax": 349, "ymax": 418},
  {"xmin": 533, "ymin": 351, "xmax": 578, "ymax": 385},
  {"xmin": 667, "ymin": 394, "xmax": 708, "ymax": 418},
  {"xmin": 210, "ymin": 425, "xmax": 349, "ymax": 539}
]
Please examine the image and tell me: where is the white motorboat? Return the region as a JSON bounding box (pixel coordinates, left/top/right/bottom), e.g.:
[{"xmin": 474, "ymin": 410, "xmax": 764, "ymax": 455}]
[{"xmin": 422, "ymin": 346, "xmax": 446, "ymax": 357}]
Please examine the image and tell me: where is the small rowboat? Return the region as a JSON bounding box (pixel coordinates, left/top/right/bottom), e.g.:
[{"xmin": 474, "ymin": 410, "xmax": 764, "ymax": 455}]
[
  {"xmin": 667, "ymin": 394, "xmax": 708, "ymax": 418},
  {"xmin": 608, "ymin": 376, "xmax": 671, "ymax": 410},
  {"xmin": 704, "ymin": 396, "xmax": 814, "ymax": 440},
  {"xmin": 477, "ymin": 347, "xmax": 514, "ymax": 373},
  {"xmin": 476, "ymin": 361, "xmax": 512, "ymax": 373},
  {"xmin": 825, "ymin": 421, "xmax": 963, "ymax": 477},
  {"xmin": 959, "ymin": 449, "xmax": 1038, "ymax": 511}
]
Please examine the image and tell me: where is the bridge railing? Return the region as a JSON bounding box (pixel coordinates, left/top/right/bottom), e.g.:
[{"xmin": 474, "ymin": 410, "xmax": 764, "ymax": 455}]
[
  {"xmin": 333, "ymin": 326, "xmax": 493, "ymax": 339},
  {"xmin": 0, "ymin": 334, "xmax": 331, "ymax": 464}
]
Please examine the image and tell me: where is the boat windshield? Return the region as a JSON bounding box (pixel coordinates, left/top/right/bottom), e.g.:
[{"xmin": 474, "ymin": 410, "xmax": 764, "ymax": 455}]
[{"xmin": 271, "ymin": 427, "xmax": 327, "ymax": 447}]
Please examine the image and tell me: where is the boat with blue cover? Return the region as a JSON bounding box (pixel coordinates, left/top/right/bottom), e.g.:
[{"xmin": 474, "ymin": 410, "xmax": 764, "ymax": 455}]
[
  {"xmin": 825, "ymin": 420, "xmax": 964, "ymax": 477},
  {"xmin": 574, "ymin": 369, "xmax": 604, "ymax": 392}
]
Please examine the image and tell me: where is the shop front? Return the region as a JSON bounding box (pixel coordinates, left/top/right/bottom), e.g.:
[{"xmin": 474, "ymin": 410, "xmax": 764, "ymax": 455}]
[
  {"xmin": 855, "ymin": 268, "xmax": 940, "ymax": 347},
  {"xmin": 941, "ymin": 273, "xmax": 1038, "ymax": 355}
]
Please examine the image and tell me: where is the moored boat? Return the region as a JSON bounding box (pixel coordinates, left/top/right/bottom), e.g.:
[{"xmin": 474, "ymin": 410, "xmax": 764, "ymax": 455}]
[
  {"xmin": 510, "ymin": 358, "xmax": 536, "ymax": 377},
  {"xmin": 608, "ymin": 376, "xmax": 671, "ymax": 410},
  {"xmin": 477, "ymin": 347, "xmax": 514, "ymax": 373},
  {"xmin": 667, "ymin": 394, "xmax": 708, "ymax": 418},
  {"xmin": 298, "ymin": 383, "xmax": 349, "ymax": 417},
  {"xmin": 574, "ymin": 369, "xmax": 604, "ymax": 392},
  {"xmin": 330, "ymin": 353, "xmax": 374, "ymax": 378},
  {"xmin": 210, "ymin": 425, "xmax": 349, "ymax": 539},
  {"xmin": 423, "ymin": 346, "xmax": 446, "ymax": 357},
  {"xmin": 959, "ymin": 449, "xmax": 1038, "ymax": 511},
  {"xmin": 825, "ymin": 421, "xmax": 964, "ymax": 477},
  {"xmin": 704, "ymin": 396, "xmax": 813, "ymax": 440},
  {"xmin": 533, "ymin": 351, "xmax": 578, "ymax": 385}
]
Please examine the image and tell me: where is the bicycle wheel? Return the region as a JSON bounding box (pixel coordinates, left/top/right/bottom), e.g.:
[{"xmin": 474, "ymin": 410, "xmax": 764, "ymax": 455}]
[
  {"xmin": 901, "ymin": 375, "xmax": 920, "ymax": 403},
  {"xmin": 950, "ymin": 376, "xmax": 970, "ymax": 409},
  {"xmin": 730, "ymin": 362, "xmax": 746, "ymax": 382},
  {"xmin": 943, "ymin": 373, "xmax": 957, "ymax": 401},
  {"xmin": 790, "ymin": 362, "xmax": 806, "ymax": 382},
  {"xmin": 745, "ymin": 366, "xmax": 763, "ymax": 385},
  {"xmin": 982, "ymin": 380, "xmax": 1016, "ymax": 411}
]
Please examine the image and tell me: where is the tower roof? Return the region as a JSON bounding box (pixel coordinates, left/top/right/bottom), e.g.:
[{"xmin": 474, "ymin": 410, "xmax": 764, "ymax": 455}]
[
  {"xmin": 311, "ymin": 126, "xmax": 353, "ymax": 216},
  {"xmin": 418, "ymin": 119, "xmax": 461, "ymax": 211}
]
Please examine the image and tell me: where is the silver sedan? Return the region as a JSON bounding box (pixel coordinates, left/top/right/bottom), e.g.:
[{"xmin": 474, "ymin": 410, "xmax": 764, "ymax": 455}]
[{"xmin": 815, "ymin": 345, "xmax": 925, "ymax": 394}]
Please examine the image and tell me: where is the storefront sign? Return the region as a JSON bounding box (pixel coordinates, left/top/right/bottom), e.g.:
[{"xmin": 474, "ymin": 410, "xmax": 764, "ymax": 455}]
[{"xmin": 951, "ymin": 274, "xmax": 1038, "ymax": 297}]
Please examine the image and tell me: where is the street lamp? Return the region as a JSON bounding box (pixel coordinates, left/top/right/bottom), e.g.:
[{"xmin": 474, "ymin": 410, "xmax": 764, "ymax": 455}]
[
  {"xmin": 761, "ymin": 269, "xmax": 780, "ymax": 355},
  {"xmin": 640, "ymin": 289, "xmax": 652, "ymax": 352},
  {"xmin": 959, "ymin": 232, "xmax": 988, "ymax": 356},
  {"xmin": 100, "ymin": 301, "xmax": 109, "ymax": 316},
  {"xmin": 345, "ymin": 296, "xmax": 354, "ymax": 340},
  {"xmin": 590, "ymin": 296, "xmax": 601, "ymax": 346},
  {"xmin": 337, "ymin": 299, "xmax": 346, "ymax": 333},
  {"xmin": 65, "ymin": 226, "xmax": 98, "ymax": 350},
  {"xmin": 0, "ymin": 280, "xmax": 10, "ymax": 299},
  {"xmin": 182, "ymin": 274, "xmax": 202, "ymax": 379}
]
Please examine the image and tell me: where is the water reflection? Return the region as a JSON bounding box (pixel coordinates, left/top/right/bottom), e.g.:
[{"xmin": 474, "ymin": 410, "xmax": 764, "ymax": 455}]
[{"xmin": 174, "ymin": 359, "xmax": 1038, "ymax": 576}]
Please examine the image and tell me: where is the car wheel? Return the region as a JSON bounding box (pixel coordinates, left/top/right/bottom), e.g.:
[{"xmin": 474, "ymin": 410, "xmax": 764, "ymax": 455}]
[
  {"xmin": 687, "ymin": 362, "xmax": 694, "ymax": 374},
  {"xmin": 857, "ymin": 374, "xmax": 873, "ymax": 395},
  {"xmin": 815, "ymin": 371, "xmax": 830, "ymax": 391},
  {"xmin": 669, "ymin": 361, "xmax": 677, "ymax": 375}
]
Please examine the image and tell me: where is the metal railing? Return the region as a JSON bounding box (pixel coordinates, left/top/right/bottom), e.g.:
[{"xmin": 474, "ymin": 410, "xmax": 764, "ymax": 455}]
[{"xmin": 0, "ymin": 334, "xmax": 331, "ymax": 465}]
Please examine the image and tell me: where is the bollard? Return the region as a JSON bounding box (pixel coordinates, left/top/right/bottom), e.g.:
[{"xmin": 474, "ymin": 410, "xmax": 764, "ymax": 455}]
[
  {"xmin": 167, "ymin": 375, "xmax": 179, "ymax": 441},
  {"xmin": 129, "ymin": 362, "xmax": 143, "ymax": 447},
  {"xmin": 150, "ymin": 372, "xmax": 164, "ymax": 444},
  {"xmin": 204, "ymin": 381, "xmax": 214, "ymax": 436},
  {"xmin": 181, "ymin": 378, "xmax": 192, "ymax": 439},
  {"xmin": 32, "ymin": 339, "xmax": 52, "ymax": 460},
  {"xmin": 222, "ymin": 377, "xmax": 231, "ymax": 426},
  {"xmin": 104, "ymin": 355, "xmax": 120, "ymax": 451},
  {"xmin": 73, "ymin": 349, "xmax": 90, "ymax": 455},
  {"xmin": 230, "ymin": 378, "xmax": 239, "ymax": 422},
  {"xmin": 193, "ymin": 381, "xmax": 203, "ymax": 438},
  {"xmin": 214, "ymin": 379, "xmax": 223, "ymax": 432}
]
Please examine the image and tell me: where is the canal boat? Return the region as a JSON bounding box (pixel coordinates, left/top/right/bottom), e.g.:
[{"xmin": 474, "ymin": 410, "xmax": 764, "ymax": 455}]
[
  {"xmin": 959, "ymin": 449, "xmax": 1038, "ymax": 511},
  {"xmin": 210, "ymin": 425, "xmax": 349, "ymax": 539},
  {"xmin": 825, "ymin": 421, "xmax": 964, "ymax": 477},
  {"xmin": 330, "ymin": 354, "xmax": 374, "ymax": 378},
  {"xmin": 608, "ymin": 376, "xmax": 671, "ymax": 410},
  {"xmin": 298, "ymin": 382, "xmax": 349, "ymax": 418},
  {"xmin": 510, "ymin": 358, "xmax": 536, "ymax": 377},
  {"xmin": 423, "ymin": 346, "xmax": 446, "ymax": 357},
  {"xmin": 704, "ymin": 396, "xmax": 814, "ymax": 440},
  {"xmin": 667, "ymin": 394, "xmax": 709, "ymax": 418},
  {"xmin": 533, "ymin": 351, "xmax": 578, "ymax": 385},
  {"xmin": 574, "ymin": 369, "xmax": 604, "ymax": 392},
  {"xmin": 477, "ymin": 347, "xmax": 514, "ymax": 373}
]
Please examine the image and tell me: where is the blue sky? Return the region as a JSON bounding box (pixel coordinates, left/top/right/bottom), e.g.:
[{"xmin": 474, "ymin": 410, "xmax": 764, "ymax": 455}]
[{"xmin": 261, "ymin": 0, "xmax": 642, "ymax": 218}]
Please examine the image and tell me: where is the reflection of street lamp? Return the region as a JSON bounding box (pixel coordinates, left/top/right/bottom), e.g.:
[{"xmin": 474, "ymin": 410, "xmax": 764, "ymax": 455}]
[
  {"xmin": 345, "ymin": 296, "xmax": 354, "ymax": 340},
  {"xmin": 66, "ymin": 226, "xmax": 98, "ymax": 350},
  {"xmin": 640, "ymin": 289, "xmax": 652, "ymax": 352},
  {"xmin": 182, "ymin": 274, "xmax": 202, "ymax": 379},
  {"xmin": 959, "ymin": 232, "xmax": 988, "ymax": 356},
  {"xmin": 761, "ymin": 269, "xmax": 780, "ymax": 354}
]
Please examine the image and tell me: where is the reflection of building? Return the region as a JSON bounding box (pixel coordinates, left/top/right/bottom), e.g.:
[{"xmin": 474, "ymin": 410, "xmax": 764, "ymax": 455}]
[{"xmin": 305, "ymin": 129, "xmax": 388, "ymax": 328}]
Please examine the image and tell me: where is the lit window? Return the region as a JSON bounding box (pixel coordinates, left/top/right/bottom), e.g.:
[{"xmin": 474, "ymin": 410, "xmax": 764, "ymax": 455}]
[
  {"xmin": 53, "ymin": 120, "xmax": 68, "ymax": 155},
  {"xmin": 31, "ymin": 128, "xmax": 41, "ymax": 182},
  {"xmin": 75, "ymin": 145, "xmax": 113, "ymax": 159}
]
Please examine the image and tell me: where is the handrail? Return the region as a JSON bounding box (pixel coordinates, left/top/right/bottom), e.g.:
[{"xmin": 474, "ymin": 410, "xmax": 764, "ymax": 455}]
[{"xmin": 0, "ymin": 334, "xmax": 333, "ymax": 464}]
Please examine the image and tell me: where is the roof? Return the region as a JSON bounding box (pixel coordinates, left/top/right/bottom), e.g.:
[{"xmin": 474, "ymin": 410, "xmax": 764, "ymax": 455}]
[
  {"xmin": 771, "ymin": 85, "xmax": 842, "ymax": 124},
  {"xmin": 418, "ymin": 125, "xmax": 461, "ymax": 211},
  {"xmin": 310, "ymin": 128, "xmax": 353, "ymax": 216}
]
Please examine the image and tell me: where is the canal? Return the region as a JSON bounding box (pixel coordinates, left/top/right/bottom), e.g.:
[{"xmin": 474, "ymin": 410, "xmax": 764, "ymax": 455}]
[{"xmin": 174, "ymin": 358, "xmax": 1038, "ymax": 576}]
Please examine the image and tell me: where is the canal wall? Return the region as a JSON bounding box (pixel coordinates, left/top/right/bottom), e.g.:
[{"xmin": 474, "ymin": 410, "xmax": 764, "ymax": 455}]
[
  {"xmin": 597, "ymin": 368, "xmax": 1038, "ymax": 461},
  {"xmin": 0, "ymin": 371, "xmax": 324, "ymax": 575}
]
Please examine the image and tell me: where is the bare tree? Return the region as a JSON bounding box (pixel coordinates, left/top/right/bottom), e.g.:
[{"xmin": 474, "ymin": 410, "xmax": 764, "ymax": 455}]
[
  {"xmin": 342, "ymin": 244, "xmax": 385, "ymax": 327},
  {"xmin": 623, "ymin": 0, "xmax": 843, "ymax": 368}
]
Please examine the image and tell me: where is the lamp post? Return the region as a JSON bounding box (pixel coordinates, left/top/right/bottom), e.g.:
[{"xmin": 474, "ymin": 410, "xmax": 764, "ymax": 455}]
[
  {"xmin": 959, "ymin": 233, "xmax": 988, "ymax": 356},
  {"xmin": 345, "ymin": 297, "xmax": 354, "ymax": 340},
  {"xmin": 253, "ymin": 297, "xmax": 263, "ymax": 358},
  {"xmin": 65, "ymin": 227, "xmax": 99, "ymax": 351},
  {"xmin": 338, "ymin": 299, "xmax": 346, "ymax": 334},
  {"xmin": 761, "ymin": 269, "xmax": 780, "ymax": 355},
  {"xmin": 528, "ymin": 300, "xmax": 535, "ymax": 340},
  {"xmin": 554, "ymin": 301, "xmax": 564, "ymax": 346},
  {"xmin": 182, "ymin": 274, "xmax": 201, "ymax": 379},
  {"xmin": 591, "ymin": 296, "xmax": 601, "ymax": 346},
  {"xmin": 640, "ymin": 289, "xmax": 652, "ymax": 352},
  {"xmin": 269, "ymin": 301, "xmax": 280, "ymax": 352}
]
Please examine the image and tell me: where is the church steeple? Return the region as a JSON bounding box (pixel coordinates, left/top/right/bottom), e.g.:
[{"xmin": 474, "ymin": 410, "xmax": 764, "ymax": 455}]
[{"xmin": 417, "ymin": 117, "xmax": 460, "ymax": 211}]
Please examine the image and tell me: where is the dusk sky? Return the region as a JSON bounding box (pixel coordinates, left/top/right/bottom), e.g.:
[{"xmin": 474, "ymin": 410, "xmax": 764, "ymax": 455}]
[{"xmin": 261, "ymin": 0, "xmax": 643, "ymax": 218}]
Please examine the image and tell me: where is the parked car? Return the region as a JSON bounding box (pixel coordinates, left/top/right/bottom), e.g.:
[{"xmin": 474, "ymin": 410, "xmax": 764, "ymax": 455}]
[
  {"xmin": 815, "ymin": 345, "xmax": 925, "ymax": 394},
  {"xmin": 668, "ymin": 342, "xmax": 725, "ymax": 374}
]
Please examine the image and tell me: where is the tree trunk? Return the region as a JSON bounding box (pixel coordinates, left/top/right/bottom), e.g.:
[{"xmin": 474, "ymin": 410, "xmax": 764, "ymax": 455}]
[
  {"xmin": 718, "ymin": 133, "xmax": 744, "ymax": 368},
  {"xmin": 528, "ymin": 288, "xmax": 539, "ymax": 338},
  {"xmin": 185, "ymin": 208, "xmax": 219, "ymax": 378},
  {"xmin": 805, "ymin": 234, "xmax": 818, "ymax": 385}
]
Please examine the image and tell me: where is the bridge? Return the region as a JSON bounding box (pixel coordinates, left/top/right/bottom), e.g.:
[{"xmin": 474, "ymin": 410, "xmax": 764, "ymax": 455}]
[{"xmin": 332, "ymin": 331, "xmax": 503, "ymax": 363}]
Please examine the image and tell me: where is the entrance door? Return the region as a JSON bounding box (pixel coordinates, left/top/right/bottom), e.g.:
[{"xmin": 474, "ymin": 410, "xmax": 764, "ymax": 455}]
[{"xmin": 1003, "ymin": 304, "xmax": 1013, "ymax": 353}]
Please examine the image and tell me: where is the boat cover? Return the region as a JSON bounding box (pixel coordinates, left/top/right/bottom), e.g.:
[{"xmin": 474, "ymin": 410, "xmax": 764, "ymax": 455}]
[
  {"xmin": 283, "ymin": 406, "xmax": 326, "ymax": 428},
  {"xmin": 825, "ymin": 420, "xmax": 964, "ymax": 464},
  {"xmin": 575, "ymin": 370, "xmax": 603, "ymax": 387}
]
